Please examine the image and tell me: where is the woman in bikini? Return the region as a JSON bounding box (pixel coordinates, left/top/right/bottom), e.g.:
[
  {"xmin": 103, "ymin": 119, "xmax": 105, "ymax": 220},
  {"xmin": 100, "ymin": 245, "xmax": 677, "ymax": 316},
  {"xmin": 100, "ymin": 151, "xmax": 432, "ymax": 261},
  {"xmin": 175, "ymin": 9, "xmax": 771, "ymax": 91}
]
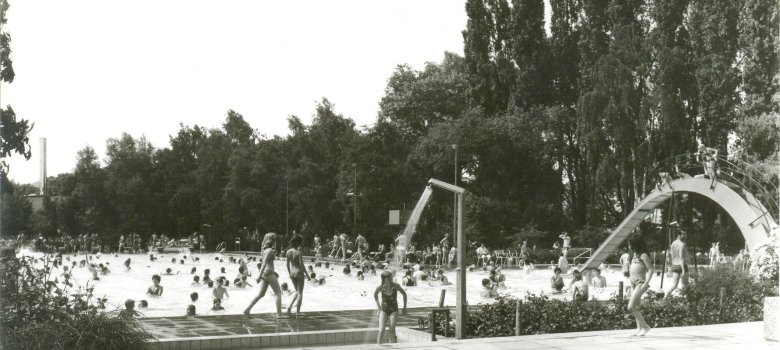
[
  {"xmin": 243, "ymin": 232, "xmax": 285, "ymax": 318},
  {"xmin": 374, "ymin": 270, "xmax": 407, "ymax": 344},
  {"xmin": 628, "ymin": 235, "xmax": 653, "ymax": 336},
  {"xmin": 285, "ymin": 234, "xmax": 310, "ymax": 317}
]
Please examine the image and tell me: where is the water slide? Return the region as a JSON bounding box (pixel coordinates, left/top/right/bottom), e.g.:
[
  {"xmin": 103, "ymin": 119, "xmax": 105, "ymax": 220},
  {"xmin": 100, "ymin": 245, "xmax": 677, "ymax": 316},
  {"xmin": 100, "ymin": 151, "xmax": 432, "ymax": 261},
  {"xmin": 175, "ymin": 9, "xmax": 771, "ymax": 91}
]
[{"xmin": 581, "ymin": 177, "xmax": 777, "ymax": 270}]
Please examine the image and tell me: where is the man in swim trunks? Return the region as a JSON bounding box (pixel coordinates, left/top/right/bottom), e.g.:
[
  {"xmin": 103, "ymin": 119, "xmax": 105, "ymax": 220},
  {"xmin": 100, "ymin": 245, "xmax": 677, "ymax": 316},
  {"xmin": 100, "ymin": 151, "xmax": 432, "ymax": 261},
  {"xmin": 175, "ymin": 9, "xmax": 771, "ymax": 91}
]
[
  {"xmin": 666, "ymin": 231, "xmax": 688, "ymax": 297},
  {"xmin": 354, "ymin": 233, "xmax": 367, "ymax": 261}
]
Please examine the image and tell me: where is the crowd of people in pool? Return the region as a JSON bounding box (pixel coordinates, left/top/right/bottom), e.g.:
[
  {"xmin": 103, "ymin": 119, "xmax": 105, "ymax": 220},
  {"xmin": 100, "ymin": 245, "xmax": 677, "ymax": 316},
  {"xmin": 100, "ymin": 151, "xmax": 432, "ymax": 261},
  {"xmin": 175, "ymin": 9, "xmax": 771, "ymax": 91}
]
[{"xmin": 11, "ymin": 221, "xmax": 751, "ymax": 343}]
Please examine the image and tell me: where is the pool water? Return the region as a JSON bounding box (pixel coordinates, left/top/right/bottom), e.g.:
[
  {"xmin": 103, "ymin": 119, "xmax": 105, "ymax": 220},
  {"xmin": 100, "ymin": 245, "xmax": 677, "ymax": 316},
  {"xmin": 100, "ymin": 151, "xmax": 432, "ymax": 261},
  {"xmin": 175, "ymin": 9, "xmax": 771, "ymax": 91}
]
[{"xmin": 18, "ymin": 249, "xmax": 679, "ymax": 318}]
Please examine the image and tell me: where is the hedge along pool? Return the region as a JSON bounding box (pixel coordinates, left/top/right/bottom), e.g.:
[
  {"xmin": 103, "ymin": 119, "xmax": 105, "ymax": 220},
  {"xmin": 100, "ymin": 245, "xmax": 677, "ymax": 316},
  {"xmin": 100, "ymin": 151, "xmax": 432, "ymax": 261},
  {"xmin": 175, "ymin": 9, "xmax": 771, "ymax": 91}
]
[{"xmin": 18, "ymin": 248, "xmax": 680, "ymax": 318}]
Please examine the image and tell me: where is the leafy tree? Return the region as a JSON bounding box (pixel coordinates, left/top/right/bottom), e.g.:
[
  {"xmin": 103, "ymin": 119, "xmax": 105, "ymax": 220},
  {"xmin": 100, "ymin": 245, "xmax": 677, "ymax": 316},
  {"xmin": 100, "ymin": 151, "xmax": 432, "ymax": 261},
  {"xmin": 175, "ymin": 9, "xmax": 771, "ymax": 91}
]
[
  {"xmin": 509, "ymin": 0, "xmax": 551, "ymax": 110},
  {"xmin": 0, "ymin": 177, "xmax": 31, "ymax": 235},
  {"xmin": 0, "ymin": 0, "xmax": 32, "ymax": 175},
  {"xmin": 104, "ymin": 134, "xmax": 156, "ymax": 235},
  {"xmin": 688, "ymin": 0, "xmax": 740, "ymax": 152}
]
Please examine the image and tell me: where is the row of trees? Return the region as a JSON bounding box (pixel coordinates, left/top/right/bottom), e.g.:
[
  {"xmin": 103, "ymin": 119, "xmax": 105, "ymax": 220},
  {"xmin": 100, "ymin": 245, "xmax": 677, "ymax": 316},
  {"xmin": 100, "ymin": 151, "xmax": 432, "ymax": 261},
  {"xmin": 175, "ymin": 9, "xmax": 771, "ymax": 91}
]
[{"xmin": 2, "ymin": 0, "xmax": 777, "ymax": 253}]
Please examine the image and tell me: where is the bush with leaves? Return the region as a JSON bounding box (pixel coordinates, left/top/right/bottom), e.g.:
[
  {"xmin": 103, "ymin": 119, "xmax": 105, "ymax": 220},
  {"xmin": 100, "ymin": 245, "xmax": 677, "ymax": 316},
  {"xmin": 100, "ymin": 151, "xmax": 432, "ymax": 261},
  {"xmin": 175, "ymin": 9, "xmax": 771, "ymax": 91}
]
[
  {"xmin": 0, "ymin": 248, "xmax": 156, "ymax": 349},
  {"xmin": 420, "ymin": 265, "xmax": 771, "ymax": 338}
]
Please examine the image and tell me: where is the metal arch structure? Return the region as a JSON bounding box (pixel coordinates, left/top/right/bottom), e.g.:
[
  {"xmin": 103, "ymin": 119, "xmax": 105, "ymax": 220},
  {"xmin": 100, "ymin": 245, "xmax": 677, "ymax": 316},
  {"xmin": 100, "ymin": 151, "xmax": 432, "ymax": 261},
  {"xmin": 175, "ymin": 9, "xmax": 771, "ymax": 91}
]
[{"xmin": 581, "ymin": 176, "xmax": 777, "ymax": 271}]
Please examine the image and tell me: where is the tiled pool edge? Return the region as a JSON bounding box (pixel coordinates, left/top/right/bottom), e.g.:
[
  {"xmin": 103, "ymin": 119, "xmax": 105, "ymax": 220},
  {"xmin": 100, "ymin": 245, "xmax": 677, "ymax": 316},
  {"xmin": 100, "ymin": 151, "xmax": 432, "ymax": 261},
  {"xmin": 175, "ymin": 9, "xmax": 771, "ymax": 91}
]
[{"xmin": 145, "ymin": 327, "xmax": 436, "ymax": 349}]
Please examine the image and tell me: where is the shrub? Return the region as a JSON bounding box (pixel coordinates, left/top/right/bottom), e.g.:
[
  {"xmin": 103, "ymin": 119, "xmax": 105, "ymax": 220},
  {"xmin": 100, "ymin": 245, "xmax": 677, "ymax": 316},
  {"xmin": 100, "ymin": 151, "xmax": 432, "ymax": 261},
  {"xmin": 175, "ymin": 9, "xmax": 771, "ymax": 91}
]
[
  {"xmin": 749, "ymin": 228, "xmax": 779, "ymax": 283},
  {"xmin": 0, "ymin": 248, "xmax": 156, "ymax": 349},
  {"xmin": 419, "ymin": 265, "xmax": 771, "ymax": 338}
]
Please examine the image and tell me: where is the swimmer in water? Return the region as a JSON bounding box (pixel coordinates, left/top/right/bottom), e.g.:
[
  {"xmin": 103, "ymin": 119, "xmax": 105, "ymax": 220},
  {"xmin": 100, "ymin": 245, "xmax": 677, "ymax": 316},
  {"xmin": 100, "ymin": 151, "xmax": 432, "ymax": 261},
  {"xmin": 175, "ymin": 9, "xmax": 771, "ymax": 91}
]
[
  {"xmin": 118, "ymin": 299, "xmax": 140, "ymax": 319},
  {"xmin": 146, "ymin": 274, "xmax": 163, "ymax": 296},
  {"xmin": 212, "ymin": 278, "xmax": 229, "ymax": 306}
]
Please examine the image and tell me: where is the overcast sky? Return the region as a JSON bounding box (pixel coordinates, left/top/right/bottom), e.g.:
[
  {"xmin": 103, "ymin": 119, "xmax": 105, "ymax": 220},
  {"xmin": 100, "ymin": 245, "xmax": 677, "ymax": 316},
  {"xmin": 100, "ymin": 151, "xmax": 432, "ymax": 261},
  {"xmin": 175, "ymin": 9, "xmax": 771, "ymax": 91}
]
[{"xmin": 3, "ymin": 1, "xmax": 550, "ymax": 185}]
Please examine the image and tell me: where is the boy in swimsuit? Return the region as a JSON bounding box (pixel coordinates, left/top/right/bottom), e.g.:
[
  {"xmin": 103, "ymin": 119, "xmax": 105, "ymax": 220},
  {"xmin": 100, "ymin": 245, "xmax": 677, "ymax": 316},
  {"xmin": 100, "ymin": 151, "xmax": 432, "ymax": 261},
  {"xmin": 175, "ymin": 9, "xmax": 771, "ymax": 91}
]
[
  {"xmin": 570, "ymin": 270, "xmax": 589, "ymax": 301},
  {"xmin": 212, "ymin": 278, "xmax": 229, "ymax": 305},
  {"xmin": 187, "ymin": 292, "xmax": 198, "ymax": 316},
  {"xmin": 118, "ymin": 299, "xmax": 140, "ymax": 319},
  {"xmin": 481, "ymin": 278, "xmax": 498, "ymax": 299},
  {"xmin": 591, "ymin": 268, "xmax": 607, "ymax": 289},
  {"xmin": 374, "ymin": 270, "xmax": 407, "ymax": 344},
  {"xmin": 551, "ymin": 267, "xmax": 564, "ymax": 293}
]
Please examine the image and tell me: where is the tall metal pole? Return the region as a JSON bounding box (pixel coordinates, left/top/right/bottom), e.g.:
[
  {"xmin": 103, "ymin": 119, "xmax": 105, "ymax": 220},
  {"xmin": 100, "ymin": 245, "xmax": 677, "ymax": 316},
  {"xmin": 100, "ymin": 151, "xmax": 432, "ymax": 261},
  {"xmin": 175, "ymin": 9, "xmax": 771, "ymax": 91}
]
[
  {"xmin": 452, "ymin": 144, "xmax": 458, "ymax": 247},
  {"xmin": 456, "ymin": 192, "xmax": 466, "ymax": 339},
  {"xmin": 353, "ymin": 163, "xmax": 358, "ymax": 235}
]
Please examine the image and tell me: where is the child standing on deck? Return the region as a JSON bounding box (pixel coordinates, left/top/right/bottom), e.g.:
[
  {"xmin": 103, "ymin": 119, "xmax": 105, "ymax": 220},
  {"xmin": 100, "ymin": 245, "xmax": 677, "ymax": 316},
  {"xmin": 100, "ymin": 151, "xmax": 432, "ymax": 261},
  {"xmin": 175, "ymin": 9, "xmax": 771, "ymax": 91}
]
[{"xmin": 374, "ymin": 270, "xmax": 407, "ymax": 344}]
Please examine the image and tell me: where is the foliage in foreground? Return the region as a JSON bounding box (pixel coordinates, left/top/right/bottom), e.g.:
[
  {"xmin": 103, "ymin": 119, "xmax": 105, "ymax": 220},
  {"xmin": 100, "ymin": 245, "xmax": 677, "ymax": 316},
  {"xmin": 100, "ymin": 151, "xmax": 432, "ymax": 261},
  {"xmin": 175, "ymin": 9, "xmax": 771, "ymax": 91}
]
[
  {"xmin": 0, "ymin": 248, "xmax": 156, "ymax": 350},
  {"xmin": 422, "ymin": 265, "xmax": 774, "ymax": 338}
]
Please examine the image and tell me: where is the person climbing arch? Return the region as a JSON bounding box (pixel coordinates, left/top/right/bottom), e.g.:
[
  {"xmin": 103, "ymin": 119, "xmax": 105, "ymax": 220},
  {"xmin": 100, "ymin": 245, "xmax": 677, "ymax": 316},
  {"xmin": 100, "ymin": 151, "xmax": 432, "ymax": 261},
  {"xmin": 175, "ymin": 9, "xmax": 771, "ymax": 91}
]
[{"xmin": 696, "ymin": 143, "xmax": 718, "ymax": 182}]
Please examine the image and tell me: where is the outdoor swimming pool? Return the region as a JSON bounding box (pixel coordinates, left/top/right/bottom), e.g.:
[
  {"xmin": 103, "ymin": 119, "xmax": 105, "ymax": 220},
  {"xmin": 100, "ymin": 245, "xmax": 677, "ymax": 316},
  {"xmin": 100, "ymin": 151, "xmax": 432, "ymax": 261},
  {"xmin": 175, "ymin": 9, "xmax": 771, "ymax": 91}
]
[{"xmin": 19, "ymin": 249, "xmax": 679, "ymax": 318}]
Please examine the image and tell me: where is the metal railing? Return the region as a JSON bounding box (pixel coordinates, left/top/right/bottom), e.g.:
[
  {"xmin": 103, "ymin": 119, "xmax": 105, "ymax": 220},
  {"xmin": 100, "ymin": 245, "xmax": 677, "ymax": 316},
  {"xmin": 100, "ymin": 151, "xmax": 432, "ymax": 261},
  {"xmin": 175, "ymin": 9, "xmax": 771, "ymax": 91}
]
[{"xmin": 651, "ymin": 153, "xmax": 779, "ymax": 224}]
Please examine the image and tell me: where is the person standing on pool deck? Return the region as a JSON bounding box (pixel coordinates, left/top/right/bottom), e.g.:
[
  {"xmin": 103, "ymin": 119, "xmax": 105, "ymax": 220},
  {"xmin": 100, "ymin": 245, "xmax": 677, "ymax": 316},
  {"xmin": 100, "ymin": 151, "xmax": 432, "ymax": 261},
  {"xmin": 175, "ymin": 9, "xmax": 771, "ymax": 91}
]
[
  {"xmin": 374, "ymin": 270, "xmax": 407, "ymax": 344},
  {"xmin": 666, "ymin": 231, "xmax": 688, "ymax": 297},
  {"xmin": 440, "ymin": 233, "xmax": 450, "ymax": 267},
  {"xmin": 627, "ymin": 235, "xmax": 653, "ymax": 336},
  {"xmin": 354, "ymin": 233, "xmax": 367, "ymax": 261},
  {"xmin": 243, "ymin": 232, "xmax": 285, "ymax": 318},
  {"xmin": 559, "ymin": 232, "xmax": 571, "ymax": 258},
  {"xmin": 285, "ymin": 234, "xmax": 310, "ymax": 317}
]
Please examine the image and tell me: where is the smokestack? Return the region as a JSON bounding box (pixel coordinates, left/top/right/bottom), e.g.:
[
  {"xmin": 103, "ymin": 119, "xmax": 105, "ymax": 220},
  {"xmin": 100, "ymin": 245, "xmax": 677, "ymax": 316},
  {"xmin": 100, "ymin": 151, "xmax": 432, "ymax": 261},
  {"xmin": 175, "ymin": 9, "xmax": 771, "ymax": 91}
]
[{"xmin": 39, "ymin": 138, "xmax": 46, "ymax": 195}]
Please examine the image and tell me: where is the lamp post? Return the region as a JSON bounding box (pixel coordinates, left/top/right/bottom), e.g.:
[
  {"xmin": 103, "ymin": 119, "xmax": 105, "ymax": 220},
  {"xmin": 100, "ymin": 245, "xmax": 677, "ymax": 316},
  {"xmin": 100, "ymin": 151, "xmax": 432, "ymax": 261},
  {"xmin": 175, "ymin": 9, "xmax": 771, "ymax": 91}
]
[
  {"xmin": 452, "ymin": 144, "xmax": 458, "ymax": 247},
  {"xmin": 347, "ymin": 163, "xmax": 362, "ymax": 235}
]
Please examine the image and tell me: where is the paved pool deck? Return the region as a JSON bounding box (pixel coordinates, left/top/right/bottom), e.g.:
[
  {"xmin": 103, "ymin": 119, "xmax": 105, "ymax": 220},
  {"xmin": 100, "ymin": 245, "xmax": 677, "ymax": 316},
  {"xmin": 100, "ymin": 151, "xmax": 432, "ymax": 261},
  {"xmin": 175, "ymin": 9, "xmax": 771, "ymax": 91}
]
[
  {"xmin": 139, "ymin": 307, "xmax": 445, "ymax": 339},
  {"xmin": 313, "ymin": 321, "xmax": 775, "ymax": 350}
]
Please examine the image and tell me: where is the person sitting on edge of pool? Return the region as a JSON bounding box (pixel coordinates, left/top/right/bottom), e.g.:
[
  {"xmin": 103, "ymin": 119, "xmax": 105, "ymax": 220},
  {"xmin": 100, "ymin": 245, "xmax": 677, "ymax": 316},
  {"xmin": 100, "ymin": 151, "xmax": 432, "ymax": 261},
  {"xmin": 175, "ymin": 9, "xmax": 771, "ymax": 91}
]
[
  {"xmin": 481, "ymin": 278, "xmax": 498, "ymax": 299},
  {"xmin": 551, "ymin": 267, "xmax": 564, "ymax": 293},
  {"xmin": 192, "ymin": 275, "xmax": 201, "ymax": 286},
  {"xmin": 147, "ymin": 274, "xmax": 164, "ymax": 296}
]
